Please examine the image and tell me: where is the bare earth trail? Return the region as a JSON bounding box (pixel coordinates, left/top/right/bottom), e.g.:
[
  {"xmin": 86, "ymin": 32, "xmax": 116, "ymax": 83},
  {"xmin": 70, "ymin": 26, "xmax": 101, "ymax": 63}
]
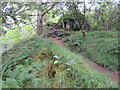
[
  {"xmin": 47, "ymin": 36, "xmax": 119, "ymax": 85},
  {"xmin": 40, "ymin": 27, "xmax": 119, "ymax": 85}
]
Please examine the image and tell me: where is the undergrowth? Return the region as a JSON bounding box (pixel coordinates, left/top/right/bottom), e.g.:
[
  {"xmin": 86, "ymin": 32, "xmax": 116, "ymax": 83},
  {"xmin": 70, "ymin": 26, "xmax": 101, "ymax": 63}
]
[
  {"xmin": 2, "ymin": 37, "xmax": 118, "ymax": 88},
  {"xmin": 65, "ymin": 30, "xmax": 119, "ymax": 71}
]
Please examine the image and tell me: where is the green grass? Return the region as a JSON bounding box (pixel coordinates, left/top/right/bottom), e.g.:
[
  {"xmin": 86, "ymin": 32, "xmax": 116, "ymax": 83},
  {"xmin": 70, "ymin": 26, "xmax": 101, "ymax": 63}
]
[
  {"xmin": 2, "ymin": 37, "xmax": 118, "ymax": 88},
  {"xmin": 66, "ymin": 30, "xmax": 119, "ymax": 71}
]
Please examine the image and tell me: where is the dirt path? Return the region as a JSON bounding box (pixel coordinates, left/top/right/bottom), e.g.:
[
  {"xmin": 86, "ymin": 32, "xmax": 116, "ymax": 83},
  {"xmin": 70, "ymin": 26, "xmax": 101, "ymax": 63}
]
[
  {"xmin": 47, "ymin": 36, "xmax": 119, "ymax": 85},
  {"xmin": 47, "ymin": 37, "xmax": 65, "ymax": 46}
]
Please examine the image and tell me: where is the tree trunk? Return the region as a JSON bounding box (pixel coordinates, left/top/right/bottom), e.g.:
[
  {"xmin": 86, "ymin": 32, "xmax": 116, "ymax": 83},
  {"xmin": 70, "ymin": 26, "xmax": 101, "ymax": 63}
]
[
  {"xmin": 35, "ymin": 2, "xmax": 43, "ymax": 35},
  {"xmin": 36, "ymin": 11, "xmax": 43, "ymax": 35},
  {"xmin": 73, "ymin": 2, "xmax": 86, "ymax": 37},
  {"xmin": 82, "ymin": 0, "xmax": 86, "ymax": 37},
  {"xmin": 35, "ymin": 2, "xmax": 55, "ymax": 35}
]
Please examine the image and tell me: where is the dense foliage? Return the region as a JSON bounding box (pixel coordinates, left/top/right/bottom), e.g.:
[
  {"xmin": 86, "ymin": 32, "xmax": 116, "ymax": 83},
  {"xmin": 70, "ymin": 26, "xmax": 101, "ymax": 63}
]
[
  {"xmin": 66, "ymin": 31, "xmax": 119, "ymax": 71},
  {"xmin": 2, "ymin": 37, "xmax": 117, "ymax": 88},
  {"xmin": 1, "ymin": 1, "xmax": 119, "ymax": 89},
  {"xmin": 87, "ymin": 2, "xmax": 119, "ymax": 31}
]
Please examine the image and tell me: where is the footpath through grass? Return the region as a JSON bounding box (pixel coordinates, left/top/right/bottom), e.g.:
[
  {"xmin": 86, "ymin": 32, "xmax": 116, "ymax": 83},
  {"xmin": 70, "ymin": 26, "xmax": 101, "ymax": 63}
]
[
  {"xmin": 2, "ymin": 37, "xmax": 118, "ymax": 88},
  {"xmin": 65, "ymin": 30, "xmax": 119, "ymax": 71}
]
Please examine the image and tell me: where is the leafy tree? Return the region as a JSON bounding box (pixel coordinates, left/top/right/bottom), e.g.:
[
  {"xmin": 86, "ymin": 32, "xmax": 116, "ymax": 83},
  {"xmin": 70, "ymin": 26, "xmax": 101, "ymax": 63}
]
[
  {"xmin": 1, "ymin": 2, "xmax": 57, "ymax": 35},
  {"xmin": 36, "ymin": 2, "xmax": 56, "ymax": 35},
  {"xmin": 2, "ymin": 2, "xmax": 32, "ymax": 28},
  {"xmin": 87, "ymin": 0, "xmax": 119, "ymax": 31}
]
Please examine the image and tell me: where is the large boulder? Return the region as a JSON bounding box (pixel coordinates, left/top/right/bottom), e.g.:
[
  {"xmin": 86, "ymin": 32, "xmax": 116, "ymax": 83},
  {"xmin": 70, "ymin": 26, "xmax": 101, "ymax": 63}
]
[{"xmin": 57, "ymin": 13, "xmax": 91, "ymax": 32}]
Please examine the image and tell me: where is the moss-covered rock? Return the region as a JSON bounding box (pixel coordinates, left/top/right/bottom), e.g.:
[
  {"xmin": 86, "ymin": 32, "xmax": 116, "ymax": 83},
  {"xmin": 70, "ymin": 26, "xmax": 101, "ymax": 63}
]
[{"xmin": 58, "ymin": 13, "xmax": 91, "ymax": 31}]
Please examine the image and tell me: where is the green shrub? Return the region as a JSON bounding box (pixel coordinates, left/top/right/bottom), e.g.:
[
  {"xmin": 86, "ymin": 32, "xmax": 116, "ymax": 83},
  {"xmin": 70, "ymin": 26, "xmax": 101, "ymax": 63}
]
[
  {"xmin": 5, "ymin": 29, "xmax": 22, "ymax": 39},
  {"xmin": 24, "ymin": 25, "xmax": 33, "ymax": 30},
  {"xmin": 89, "ymin": 19, "xmax": 102, "ymax": 31},
  {"xmin": 23, "ymin": 25, "xmax": 34, "ymax": 37},
  {"xmin": 2, "ymin": 26, "xmax": 34, "ymax": 46},
  {"xmin": 3, "ymin": 29, "xmax": 24, "ymax": 44}
]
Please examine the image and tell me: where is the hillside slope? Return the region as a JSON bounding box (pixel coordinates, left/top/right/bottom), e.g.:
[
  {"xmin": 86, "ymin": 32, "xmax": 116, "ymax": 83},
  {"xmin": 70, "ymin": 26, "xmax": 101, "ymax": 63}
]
[
  {"xmin": 66, "ymin": 30, "xmax": 118, "ymax": 71},
  {"xmin": 2, "ymin": 37, "xmax": 118, "ymax": 88}
]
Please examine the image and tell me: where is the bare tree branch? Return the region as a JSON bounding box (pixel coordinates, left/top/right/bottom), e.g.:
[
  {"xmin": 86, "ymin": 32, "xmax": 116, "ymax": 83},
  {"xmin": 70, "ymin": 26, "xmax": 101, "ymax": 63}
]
[
  {"xmin": 28, "ymin": 15, "xmax": 37, "ymax": 16},
  {"xmin": 42, "ymin": 3, "xmax": 55, "ymax": 16}
]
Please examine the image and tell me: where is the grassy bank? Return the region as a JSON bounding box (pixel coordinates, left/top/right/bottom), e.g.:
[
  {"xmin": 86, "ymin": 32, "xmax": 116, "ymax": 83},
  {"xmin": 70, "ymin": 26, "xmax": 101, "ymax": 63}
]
[
  {"xmin": 2, "ymin": 37, "xmax": 117, "ymax": 88},
  {"xmin": 65, "ymin": 30, "xmax": 119, "ymax": 71}
]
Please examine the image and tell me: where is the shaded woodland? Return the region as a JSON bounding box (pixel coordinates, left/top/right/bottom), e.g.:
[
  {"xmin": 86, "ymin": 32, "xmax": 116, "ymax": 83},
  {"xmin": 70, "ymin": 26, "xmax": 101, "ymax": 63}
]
[{"xmin": 1, "ymin": 0, "xmax": 119, "ymax": 88}]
